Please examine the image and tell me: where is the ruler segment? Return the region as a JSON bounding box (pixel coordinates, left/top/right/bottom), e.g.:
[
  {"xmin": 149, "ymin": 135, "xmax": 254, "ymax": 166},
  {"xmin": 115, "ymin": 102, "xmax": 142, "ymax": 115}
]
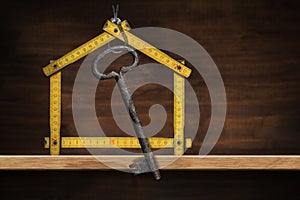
[
  {"xmin": 43, "ymin": 33, "xmax": 113, "ymax": 76},
  {"xmin": 42, "ymin": 21, "xmax": 130, "ymax": 76},
  {"xmin": 103, "ymin": 20, "xmax": 192, "ymax": 78},
  {"xmin": 44, "ymin": 137, "xmax": 192, "ymax": 149},
  {"xmin": 174, "ymin": 61, "xmax": 185, "ymax": 155},
  {"xmin": 49, "ymin": 72, "xmax": 61, "ymax": 155}
]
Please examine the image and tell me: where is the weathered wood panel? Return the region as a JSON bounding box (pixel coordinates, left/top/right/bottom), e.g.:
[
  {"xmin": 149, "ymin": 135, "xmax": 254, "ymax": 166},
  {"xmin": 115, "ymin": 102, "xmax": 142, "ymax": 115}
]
[
  {"xmin": 0, "ymin": 1, "xmax": 300, "ymax": 199},
  {"xmin": 1, "ymin": 0, "xmax": 299, "ymax": 155}
]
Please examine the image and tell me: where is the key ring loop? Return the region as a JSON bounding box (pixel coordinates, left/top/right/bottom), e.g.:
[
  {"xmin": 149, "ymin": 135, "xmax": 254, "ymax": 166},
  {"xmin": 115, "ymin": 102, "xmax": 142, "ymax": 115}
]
[{"xmin": 91, "ymin": 45, "xmax": 139, "ymax": 80}]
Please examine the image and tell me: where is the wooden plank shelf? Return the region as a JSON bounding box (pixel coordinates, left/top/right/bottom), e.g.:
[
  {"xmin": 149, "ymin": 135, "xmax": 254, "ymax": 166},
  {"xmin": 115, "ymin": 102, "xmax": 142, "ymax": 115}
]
[{"xmin": 0, "ymin": 155, "xmax": 299, "ymax": 170}]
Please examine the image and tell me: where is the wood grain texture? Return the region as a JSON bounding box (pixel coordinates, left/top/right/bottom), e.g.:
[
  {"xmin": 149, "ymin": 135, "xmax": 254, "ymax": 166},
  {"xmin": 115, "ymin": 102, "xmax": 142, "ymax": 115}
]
[
  {"xmin": 0, "ymin": 155, "xmax": 299, "ymax": 170},
  {"xmin": 0, "ymin": 0, "xmax": 299, "ymax": 156},
  {"xmin": 1, "ymin": 1, "xmax": 300, "ymax": 198}
]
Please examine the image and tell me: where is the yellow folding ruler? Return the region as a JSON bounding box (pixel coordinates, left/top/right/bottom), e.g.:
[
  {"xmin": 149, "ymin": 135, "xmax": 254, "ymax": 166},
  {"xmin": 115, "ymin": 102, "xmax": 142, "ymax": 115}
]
[{"xmin": 43, "ymin": 15, "xmax": 192, "ymax": 156}]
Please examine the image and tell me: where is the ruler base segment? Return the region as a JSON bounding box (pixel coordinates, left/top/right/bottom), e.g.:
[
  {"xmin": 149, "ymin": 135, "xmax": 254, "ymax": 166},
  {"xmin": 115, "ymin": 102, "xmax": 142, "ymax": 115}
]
[{"xmin": 44, "ymin": 137, "xmax": 192, "ymax": 149}]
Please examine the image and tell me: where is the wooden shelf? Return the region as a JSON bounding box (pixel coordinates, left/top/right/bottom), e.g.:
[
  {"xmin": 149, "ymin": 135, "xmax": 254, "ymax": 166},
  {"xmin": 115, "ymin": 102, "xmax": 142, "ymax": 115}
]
[{"xmin": 0, "ymin": 155, "xmax": 299, "ymax": 170}]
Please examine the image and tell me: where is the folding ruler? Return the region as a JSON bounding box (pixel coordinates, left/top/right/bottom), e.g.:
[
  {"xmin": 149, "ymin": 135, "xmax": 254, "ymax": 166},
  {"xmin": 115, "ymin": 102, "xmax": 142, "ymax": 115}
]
[{"xmin": 42, "ymin": 8, "xmax": 192, "ymax": 157}]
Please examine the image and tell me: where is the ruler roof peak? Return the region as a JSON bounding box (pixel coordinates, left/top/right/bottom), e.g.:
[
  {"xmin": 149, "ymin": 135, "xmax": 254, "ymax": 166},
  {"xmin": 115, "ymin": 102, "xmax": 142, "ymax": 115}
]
[{"xmin": 42, "ymin": 16, "xmax": 192, "ymax": 78}]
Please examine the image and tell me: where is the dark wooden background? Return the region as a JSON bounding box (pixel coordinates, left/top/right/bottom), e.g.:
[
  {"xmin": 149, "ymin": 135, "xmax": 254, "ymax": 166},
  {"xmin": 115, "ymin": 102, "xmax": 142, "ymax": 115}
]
[{"xmin": 0, "ymin": 0, "xmax": 299, "ymax": 199}]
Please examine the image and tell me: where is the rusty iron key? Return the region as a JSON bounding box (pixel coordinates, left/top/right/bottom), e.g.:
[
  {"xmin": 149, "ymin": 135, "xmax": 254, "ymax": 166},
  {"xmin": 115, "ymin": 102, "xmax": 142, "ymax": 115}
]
[{"xmin": 91, "ymin": 45, "xmax": 161, "ymax": 180}]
